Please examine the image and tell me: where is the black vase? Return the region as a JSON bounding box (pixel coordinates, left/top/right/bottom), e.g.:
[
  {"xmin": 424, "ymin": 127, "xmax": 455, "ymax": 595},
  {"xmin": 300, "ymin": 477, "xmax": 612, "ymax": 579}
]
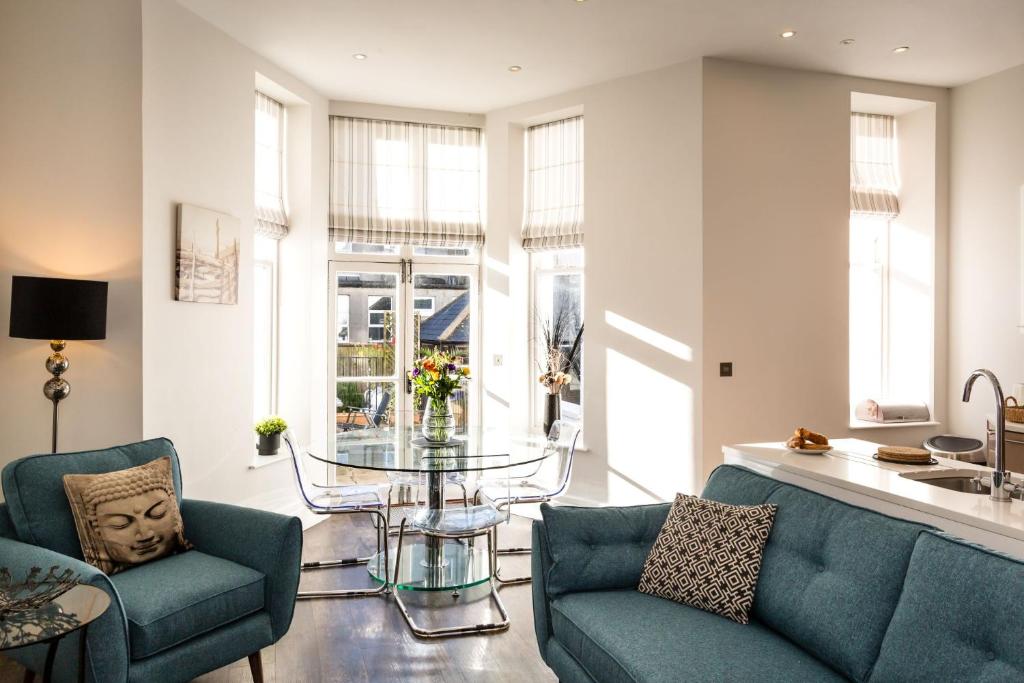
[
  {"xmin": 543, "ymin": 394, "xmax": 561, "ymax": 437},
  {"xmin": 258, "ymin": 432, "xmax": 281, "ymax": 456}
]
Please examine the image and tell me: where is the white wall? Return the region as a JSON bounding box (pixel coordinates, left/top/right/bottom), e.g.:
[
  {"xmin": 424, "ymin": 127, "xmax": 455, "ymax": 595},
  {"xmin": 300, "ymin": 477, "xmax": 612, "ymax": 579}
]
[
  {"xmin": 948, "ymin": 63, "xmax": 1024, "ymax": 439},
  {"xmin": 0, "ymin": 0, "xmax": 143, "ymax": 473},
  {"xmin": 142, "ymin": 0, "xmax": 328, "ymax": 514},
  {"xmin": 701, "ymin": 59, "xmax": 949, "ymax": 478},
  {"xmin": 485, "ymin": 60, "xmax": 704, "ymax": 505}
]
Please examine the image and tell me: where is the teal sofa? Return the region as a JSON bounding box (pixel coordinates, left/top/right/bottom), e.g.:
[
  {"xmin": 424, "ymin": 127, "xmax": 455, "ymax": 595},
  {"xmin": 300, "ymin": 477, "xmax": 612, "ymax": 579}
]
[
  {"xmin": 532, "ymin": 464, "xmax": 1024, "ymax": 682},
  {"xmin": 0, "ymin": 438, "xmax": 302, "ymax": 683}
]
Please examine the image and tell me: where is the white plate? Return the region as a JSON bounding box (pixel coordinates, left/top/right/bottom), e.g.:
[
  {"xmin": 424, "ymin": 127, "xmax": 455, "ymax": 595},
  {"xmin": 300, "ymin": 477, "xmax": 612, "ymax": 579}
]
[{"xmin": 787, "ymin": 446, "xmax": 833, "ymax": 455}]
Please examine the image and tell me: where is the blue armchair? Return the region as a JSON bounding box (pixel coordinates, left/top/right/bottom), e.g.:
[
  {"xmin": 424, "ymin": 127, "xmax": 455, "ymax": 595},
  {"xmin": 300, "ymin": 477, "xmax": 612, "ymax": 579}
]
[{"xmin": 0, "ymin": 438, "xmax": 302, "ymax": 683}]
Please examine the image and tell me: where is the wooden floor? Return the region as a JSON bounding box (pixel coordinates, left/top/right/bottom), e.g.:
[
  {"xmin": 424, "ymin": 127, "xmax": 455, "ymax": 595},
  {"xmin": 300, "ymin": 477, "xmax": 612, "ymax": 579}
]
[{"xmin": 0, "ymin": 513, "xmax": 555, "ymax": 683}]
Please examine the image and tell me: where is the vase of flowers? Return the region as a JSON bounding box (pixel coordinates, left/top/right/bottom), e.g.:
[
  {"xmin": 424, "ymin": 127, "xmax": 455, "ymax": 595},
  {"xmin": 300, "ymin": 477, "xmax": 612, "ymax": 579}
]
[
  {"xmin": 409, "ymin": 352, "xmax": 470, "ymax": 443},
  {"xmin": 536, "ymin": 312, "xmax": 584, "ymax": 436},
  {"xmin": 540, "ymin": 370, "xmax": 571, "ymax": 436}
]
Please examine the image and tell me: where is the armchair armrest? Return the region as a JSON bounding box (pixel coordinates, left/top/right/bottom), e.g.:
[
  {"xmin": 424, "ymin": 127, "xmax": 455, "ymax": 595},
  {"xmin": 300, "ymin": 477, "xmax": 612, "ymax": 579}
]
[
  {"xmin": 180, "ymin": 500, "xmax": 302, "ymax": 641},
  {"xmin": 0, "ymin": 536, "xmax": 129, "ymax": 683},
  {"xmin": 536, "ymin": 502, "xmax": 670, "ymax": 597}
]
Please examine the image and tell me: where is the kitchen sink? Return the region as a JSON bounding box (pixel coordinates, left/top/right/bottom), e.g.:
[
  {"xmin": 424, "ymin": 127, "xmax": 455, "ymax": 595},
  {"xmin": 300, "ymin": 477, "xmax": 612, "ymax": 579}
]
[{"xmin": 899, "ymin": 469, "xmax": 990, "ymax": 495}]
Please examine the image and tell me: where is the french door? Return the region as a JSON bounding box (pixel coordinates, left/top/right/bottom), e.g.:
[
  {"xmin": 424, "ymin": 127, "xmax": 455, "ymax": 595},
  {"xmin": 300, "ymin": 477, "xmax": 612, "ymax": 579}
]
[{"xmin": 330, "ymin": 259, "xmax": 478, "ymax": 436}]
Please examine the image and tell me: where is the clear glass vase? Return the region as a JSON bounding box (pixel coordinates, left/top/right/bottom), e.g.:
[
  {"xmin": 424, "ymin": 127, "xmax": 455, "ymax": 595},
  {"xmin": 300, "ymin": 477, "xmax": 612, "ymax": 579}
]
[{"xmin": 422, "ymin": 396, "xmax": 456, "ymax": 443}]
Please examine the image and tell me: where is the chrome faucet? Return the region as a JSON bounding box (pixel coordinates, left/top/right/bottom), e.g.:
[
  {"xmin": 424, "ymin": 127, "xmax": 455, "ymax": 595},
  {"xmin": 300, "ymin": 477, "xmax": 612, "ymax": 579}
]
[{"xmin": 963, "ymin": 369, "xmax": 1013, "ymax": 502}]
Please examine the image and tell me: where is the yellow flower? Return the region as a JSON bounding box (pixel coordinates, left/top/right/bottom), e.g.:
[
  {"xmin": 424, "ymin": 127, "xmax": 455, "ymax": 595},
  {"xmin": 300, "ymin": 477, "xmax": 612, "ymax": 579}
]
[{"xmin": 460, "ymin": 367, "xmax": 471, "ymax": 376}]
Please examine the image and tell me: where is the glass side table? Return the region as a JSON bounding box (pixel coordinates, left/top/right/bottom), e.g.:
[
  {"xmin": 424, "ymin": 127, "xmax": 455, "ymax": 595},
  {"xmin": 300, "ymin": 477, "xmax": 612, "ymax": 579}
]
[{"xmin": 0, "ymin": 584, "xmax": 110, "ymax": 683}]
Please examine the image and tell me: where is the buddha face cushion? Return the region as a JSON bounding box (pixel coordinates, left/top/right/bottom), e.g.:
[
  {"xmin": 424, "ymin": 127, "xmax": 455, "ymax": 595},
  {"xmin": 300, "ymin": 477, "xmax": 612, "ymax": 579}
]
[{"xmin": 63, "ymin": 457, "xmax": 190, "ymax": 574}]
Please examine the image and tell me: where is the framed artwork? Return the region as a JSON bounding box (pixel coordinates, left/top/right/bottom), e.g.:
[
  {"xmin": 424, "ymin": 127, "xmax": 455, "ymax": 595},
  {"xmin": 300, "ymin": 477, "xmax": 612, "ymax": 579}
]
[{"xmin": 175, "ymin": 203, "xmax": 239, "ymax": 304}]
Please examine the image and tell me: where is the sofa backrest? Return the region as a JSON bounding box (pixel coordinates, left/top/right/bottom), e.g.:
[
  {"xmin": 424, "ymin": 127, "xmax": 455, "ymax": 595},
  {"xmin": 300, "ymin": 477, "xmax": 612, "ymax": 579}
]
[
  {"xmin": 1, "ymin": 438, "xmax": 183, "ymax": 558},
  {"xmin": 702, "ymin": 465, "xmax": 931, "ymax": 683},
  {"xmin": 868, "ymin": 531, "xmax": 1024, "ymax": 681},
  {"xmin": 539, "ymin": 502, "xmax": 670, "ymax": 596}
]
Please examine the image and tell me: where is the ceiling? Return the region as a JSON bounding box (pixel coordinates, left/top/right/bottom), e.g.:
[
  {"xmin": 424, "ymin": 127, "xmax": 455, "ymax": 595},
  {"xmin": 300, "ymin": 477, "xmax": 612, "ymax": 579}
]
[{"xmin": 179, "ymin": 0, "xmax": 1024, "ymax": 113}]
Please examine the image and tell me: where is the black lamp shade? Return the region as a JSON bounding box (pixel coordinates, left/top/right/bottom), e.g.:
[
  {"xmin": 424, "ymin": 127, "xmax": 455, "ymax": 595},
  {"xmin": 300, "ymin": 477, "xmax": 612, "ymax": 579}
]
[{"xmin": 9, "ymin": 276, "xmax": 108, "ymax": 341}]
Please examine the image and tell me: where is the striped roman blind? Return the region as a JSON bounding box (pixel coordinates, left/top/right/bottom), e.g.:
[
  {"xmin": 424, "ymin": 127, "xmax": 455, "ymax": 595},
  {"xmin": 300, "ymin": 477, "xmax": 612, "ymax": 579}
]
[
  {"xmin": 255, "ymin": 91, "xmax": 289, "ymax": 239},
  {"xmin": 850, "ymin": 113, "xmax": 900, "ymax": 217},
  {"xmin": 329, "ymin": 116, "xmax": 484, "ymax": 247},
  {"xmin": 522, "ymin": 116, "xmax": 584, "ymax": 251}
]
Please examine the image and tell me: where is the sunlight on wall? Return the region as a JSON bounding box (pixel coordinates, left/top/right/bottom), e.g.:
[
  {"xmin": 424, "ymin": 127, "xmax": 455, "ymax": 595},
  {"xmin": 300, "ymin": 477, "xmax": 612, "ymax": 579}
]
[
  {"xmin": 606, "ymin": 348, "xmax": 695, "ymax": 503},
  {"xmin": 604, "ymin": 310, "xmax": 693, "ymax": 361}
]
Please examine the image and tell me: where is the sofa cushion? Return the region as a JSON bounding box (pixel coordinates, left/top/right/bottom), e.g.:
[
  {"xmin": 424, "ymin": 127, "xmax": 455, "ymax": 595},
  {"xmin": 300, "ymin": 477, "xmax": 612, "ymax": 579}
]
[
  {"xmin": 1, "ymin": 438, "xmax": 183, "ymax": 558},
  {"xmin": 550, "ymin": 589, "xmax": 846, "ymax": 683},
  {"xmin": 540, "ymin": 502, "xmax": 670, "ymax": 597},
  {"xmin": 109, "ymin": 550, "xmax": 264, "ymax": 659},
  {"xmin": 63, "ymin": 456, "xmax": 190, "ymax": 574},
  {"xmin": 638, "ymin": 493, "xmax": 776, "ymax": 624},
  {"xmin": 869, "ymin": 532, "xmax": 1024, "ymax": 682},
  {"xmin": 703, "ymin": 466, "xmax": 929, "ymax": 682}
]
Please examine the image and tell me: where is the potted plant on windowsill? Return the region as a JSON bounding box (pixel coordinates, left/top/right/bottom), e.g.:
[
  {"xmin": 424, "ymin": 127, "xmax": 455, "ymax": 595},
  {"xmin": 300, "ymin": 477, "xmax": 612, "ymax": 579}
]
[
  {"xmin": 408, "ymin": 352, "xmax": 470, "ymax": 443},
  {"xmin": 255, "ymin": 416, "xmax": 287, "ymax": 456},
  {"xmin": 537, "ymin": 314, "xmax": 584, "ymax": 437}
]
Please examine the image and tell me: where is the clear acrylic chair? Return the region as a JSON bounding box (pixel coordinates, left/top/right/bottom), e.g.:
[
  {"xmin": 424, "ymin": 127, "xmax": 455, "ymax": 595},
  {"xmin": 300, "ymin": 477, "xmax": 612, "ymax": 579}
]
[
  {"xmin": 285, "ymin": 430, "xmax": 391, "ymax": 598},
  {"xmin": 474, "ymin": 420, "xmax": 581, "ymax": 585},
  {"xmin": 393, "ymin": 496, "xmax": 511, "ymax": 638}
]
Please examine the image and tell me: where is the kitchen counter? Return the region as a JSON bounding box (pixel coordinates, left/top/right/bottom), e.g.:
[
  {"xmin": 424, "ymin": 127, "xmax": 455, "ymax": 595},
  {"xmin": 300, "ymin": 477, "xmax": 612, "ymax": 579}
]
[{"xmin": 724, "ymin": 438, "xmax": 1024, "ymax": 558}]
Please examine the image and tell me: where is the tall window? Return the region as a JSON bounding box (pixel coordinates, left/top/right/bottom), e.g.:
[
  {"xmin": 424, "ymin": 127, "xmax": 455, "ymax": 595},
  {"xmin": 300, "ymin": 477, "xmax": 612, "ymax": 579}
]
[
  {"xmin": 524, "ymin": 116, "xmax": 585, "ymax": 427},
  {"xmin": 254, "ymin": 91, "xmax": 287, "ymax": 419},
  {"xmin": 328, "ymin": 116, "xmax": 483, "ymax": 433},
  {"xmin": 849, "ymin": 111, "xmax": 932, "ymax": 419}
]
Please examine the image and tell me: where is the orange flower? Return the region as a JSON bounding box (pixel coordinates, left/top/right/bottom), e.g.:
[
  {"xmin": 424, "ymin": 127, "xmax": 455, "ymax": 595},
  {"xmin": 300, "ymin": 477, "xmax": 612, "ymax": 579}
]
[{"xmin": 422, "ymin": 359, "xmax": 436, "ymax": 372}]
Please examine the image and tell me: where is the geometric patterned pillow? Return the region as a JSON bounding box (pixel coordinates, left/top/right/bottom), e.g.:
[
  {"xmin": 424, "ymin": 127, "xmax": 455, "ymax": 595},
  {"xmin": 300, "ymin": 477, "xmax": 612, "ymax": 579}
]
[{"xmin": 638, "ymin": 493, "xmax": 777, "ymax": 624}]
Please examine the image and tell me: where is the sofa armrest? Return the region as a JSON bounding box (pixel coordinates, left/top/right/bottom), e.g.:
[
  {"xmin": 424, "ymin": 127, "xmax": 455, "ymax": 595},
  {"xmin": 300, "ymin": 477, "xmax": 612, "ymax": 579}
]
[
  {"xmin": 531, "ymin": 520, "xmax": 555, "ymax": 661},
  {"xmin": 537, "ymin": 502, "xmax": 670, "ymax": 597},
  {"xmin": 180, "ymin": 499, "xmax": 302, "ymax": 641},
  {"xmin": 0, "ymin": 536, "xmax": 130, "ymax": 683}
]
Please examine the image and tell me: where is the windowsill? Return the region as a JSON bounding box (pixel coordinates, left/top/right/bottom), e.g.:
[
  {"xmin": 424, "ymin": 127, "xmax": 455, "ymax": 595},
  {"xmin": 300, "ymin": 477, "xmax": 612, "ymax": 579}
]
[
  {"xmin": 848, "ymin": 419, "xmax": 941, "ymax": 430},
  {"xmin": 248, "ymin": 452, "xmax": 289, "ymax": 469}
]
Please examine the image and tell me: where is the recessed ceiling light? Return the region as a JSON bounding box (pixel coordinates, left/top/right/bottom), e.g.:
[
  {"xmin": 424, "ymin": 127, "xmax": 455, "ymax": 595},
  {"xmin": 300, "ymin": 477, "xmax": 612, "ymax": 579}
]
[
  {"xmin": 352, "ymin": 53, "xmax": 367, "ymax": 60},
  {"xmin": 892, "ymin": 46, "xmax": 910, "ymax": 54},
  {"xmin": 508, "ymin": 65, "xmax": 522, "ymax": 72},
  {"xmin": 779, "ymin": 30, "xmax": 796, "ymax": 39},
  {"xmin": 840, "ymin": 38, "xmax": 856, "ymax": 46}
]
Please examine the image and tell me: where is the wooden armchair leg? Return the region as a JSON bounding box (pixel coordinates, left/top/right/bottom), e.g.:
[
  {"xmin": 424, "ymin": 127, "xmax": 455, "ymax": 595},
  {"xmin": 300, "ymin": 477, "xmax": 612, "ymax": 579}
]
[{"xmin": 248, "ymin": 651, "xmax": 264, "ymax": 683}]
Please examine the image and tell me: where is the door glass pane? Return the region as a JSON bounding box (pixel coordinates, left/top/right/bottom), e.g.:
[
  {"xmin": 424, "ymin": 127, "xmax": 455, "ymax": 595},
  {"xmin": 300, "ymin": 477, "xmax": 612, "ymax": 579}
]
[
  {"xmin": 336, "ymin": 380, "xmax": 397, "ymax": 434},
  {"xmin": 336, "ymin": 271, "xmax": 398, "ymax": 378},
  {"xmin": 413, "ymin": 272, "xmax": 471, "ymax": 427}
]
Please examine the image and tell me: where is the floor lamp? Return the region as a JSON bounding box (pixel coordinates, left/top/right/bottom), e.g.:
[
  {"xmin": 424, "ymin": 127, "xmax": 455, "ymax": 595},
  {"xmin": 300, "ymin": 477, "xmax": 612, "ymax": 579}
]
[{"xmin": 9, "ymin": 276, "xmax": 108, "ymax": 454}]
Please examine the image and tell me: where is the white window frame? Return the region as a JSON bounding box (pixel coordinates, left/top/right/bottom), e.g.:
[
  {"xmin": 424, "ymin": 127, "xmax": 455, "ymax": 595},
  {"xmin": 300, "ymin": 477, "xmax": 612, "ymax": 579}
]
[
  {"xmin": 413, "ymin": 296, "xmax": 436, "ymax": 319},
  {"xmin": 253, "ymin": 236, "xmax": 279, "ymax": 417},
  {"xmin": 367, "ymin": 294, "xmax": 394, "ymax": 342},
  {"xmin": 529, "ymin": 248, "xmax": 584, "ymax": 432}
]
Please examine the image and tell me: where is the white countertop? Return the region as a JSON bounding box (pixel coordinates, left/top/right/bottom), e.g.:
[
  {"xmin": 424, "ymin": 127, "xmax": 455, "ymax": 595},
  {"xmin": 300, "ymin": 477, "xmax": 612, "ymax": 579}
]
[{"xmin": 724, "ymin": 438, "xmax": 1024, "ymax": 545}]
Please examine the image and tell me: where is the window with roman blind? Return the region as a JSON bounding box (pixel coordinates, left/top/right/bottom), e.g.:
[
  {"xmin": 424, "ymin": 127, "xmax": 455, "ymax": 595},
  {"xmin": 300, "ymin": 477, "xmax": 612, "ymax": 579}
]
[
  {"xmin": 255, "ymin": 92, "xmax": 288, "ymax": 239},
  {"xmin": 329, "ymin": 116, "xmax": 484, "ymax": 248},
  {"xmin": 848, "ymin": 107, "xmax": 935, "ymax": 424},
  {"xmin": 524, "ymin": 115, "xmax": 585, "ymax": 431},
  {"xmin": 253, "ymin": 91, "xmax": 287, "ymax": 419}
]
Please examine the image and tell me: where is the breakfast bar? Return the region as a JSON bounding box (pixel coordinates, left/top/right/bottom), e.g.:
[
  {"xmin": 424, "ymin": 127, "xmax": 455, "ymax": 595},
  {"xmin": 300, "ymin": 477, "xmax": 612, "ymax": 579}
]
[{"xmin": 725, "ymin": 438, "xmax": 1024, "ymax": 559}]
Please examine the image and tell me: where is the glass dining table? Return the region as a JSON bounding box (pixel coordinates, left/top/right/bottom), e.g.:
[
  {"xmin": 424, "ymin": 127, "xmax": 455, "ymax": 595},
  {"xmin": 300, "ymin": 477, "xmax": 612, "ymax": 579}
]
[{"xmin": 308, "ymin": 424, "xmax": 553, "ymax": 592}]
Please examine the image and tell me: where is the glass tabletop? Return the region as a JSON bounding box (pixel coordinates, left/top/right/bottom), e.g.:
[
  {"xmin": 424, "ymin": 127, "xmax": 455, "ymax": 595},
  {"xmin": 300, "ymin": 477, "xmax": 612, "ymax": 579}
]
[
  {"xmin": 312, "ymin": 425, "xmax": 553, "ymax": 473},
  {"xmin": 0, "ymin": 584, "xmax": 110, "ymax": 650}
]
